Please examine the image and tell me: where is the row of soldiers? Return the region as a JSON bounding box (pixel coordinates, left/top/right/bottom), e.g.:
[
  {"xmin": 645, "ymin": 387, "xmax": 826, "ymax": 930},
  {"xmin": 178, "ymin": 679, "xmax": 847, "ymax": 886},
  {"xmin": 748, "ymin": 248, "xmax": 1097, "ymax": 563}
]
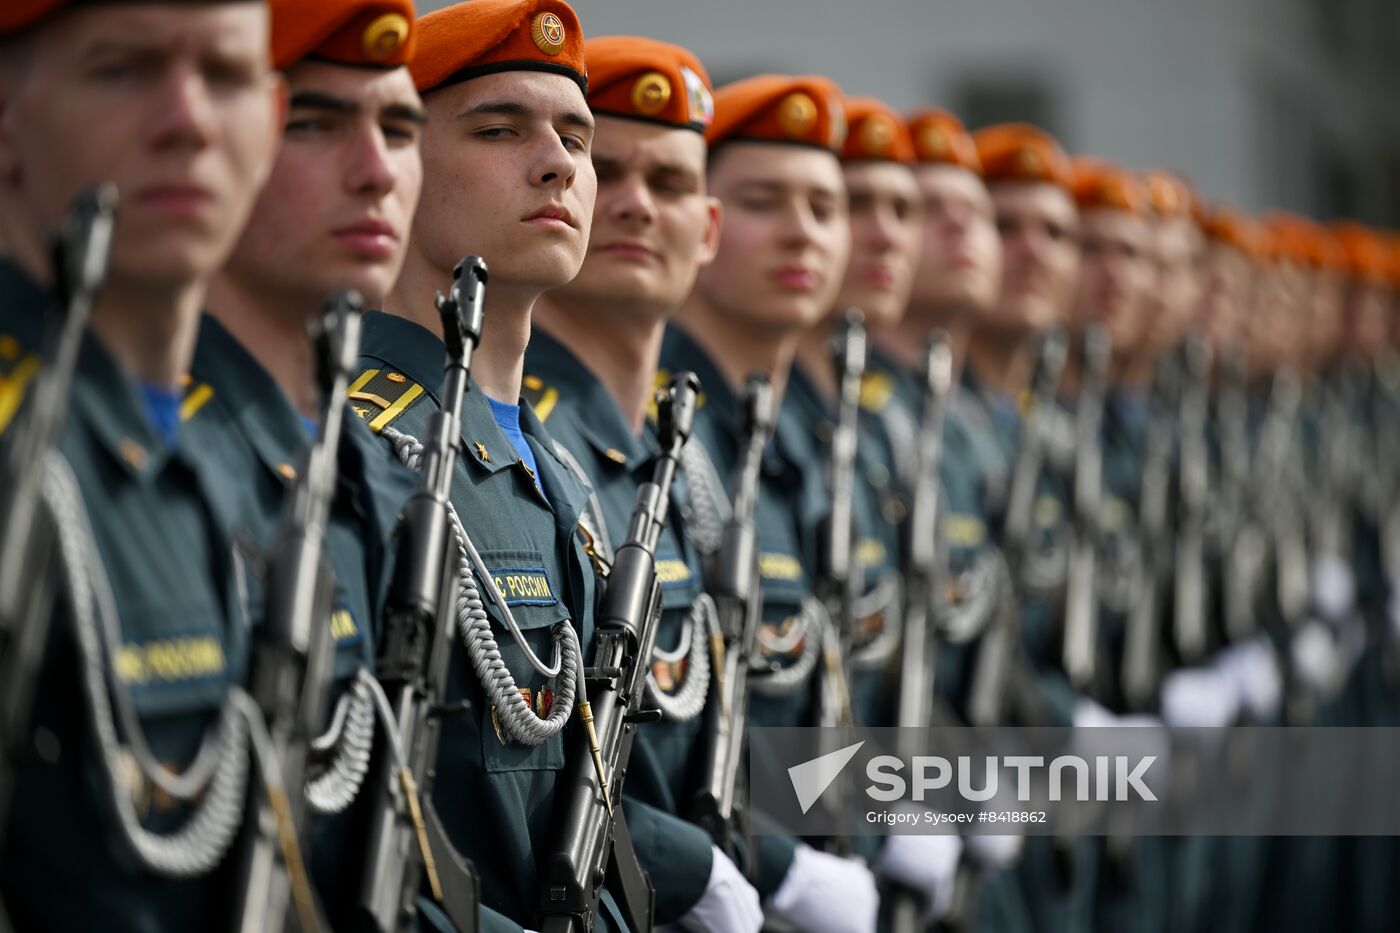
[{"xmin": 0, "ymin": 0, "xmax": 1397, "ymax": 931}]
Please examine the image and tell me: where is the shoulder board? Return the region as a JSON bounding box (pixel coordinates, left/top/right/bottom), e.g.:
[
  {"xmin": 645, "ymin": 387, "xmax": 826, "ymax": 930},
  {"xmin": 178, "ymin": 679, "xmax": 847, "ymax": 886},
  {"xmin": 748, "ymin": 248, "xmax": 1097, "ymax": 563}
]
[
  {"xmin": 520, "ymin": 373, "xmax": 558, "ymax": 422},
  {"xmin": 859, "ymin": 370, "xmax": 893, "ymax": 413},
  {"xmin": 177, "ymin": 373, "xmax": 215, "ymax": 423},
  {"xmin": 347, "ymin": 367, "xmax": 426, "ymax": 433},
  {"xmin": 0, "ymin": 332, "xmax": 40, "ymax": 436}
]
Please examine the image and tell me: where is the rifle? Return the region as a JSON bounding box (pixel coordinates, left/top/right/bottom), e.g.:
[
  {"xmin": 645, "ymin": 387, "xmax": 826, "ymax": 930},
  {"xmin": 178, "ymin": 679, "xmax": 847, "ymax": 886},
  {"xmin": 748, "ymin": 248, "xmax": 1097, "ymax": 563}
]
[
  {"xmin": 537, "ymin": 372, "xmax": 700, "ymax": 933},
  {"xmin": 1172, "ymin": 334, "xmax": 1211, "ymax": 665},
  {"xmin": 0, "ymin": 185, "xmax": 117, "ymax": 841},
  {"xmin": 1120, "ymin": 354, "xmax": 1178, "ymax": 713},
  {"xmin": 358, "ymin": 257, "xmax": 487, "ymax": 933},
  {"xmin": 966, "ymin": 329, "xmax": 1069, "ymax": 729},
  {"xmin": 691, "ymin": 375, "xmax": 775, "ymax": 859},
  {"xmin": 1062, "ymin": 325, "xmax": 1110, "ymax": 693},
  {"xmin": 235, "ymin": 291, "xmax": 364, "ymax": 933},
  {"xmin": 817, "ymin": 310, "xmax": 866, "ymax": 733},
  {"xmin": 889, "ymin": 335, "xmax": 954, "ymax": 933}
]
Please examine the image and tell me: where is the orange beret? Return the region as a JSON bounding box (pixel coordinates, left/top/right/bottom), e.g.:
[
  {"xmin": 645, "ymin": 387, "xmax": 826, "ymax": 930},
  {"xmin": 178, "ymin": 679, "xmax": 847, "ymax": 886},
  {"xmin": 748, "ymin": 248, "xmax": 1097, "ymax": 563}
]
[
  {"xmin": 840, "ymin": 97, "xmax": 914, "ymax": 163},
  {"xmin": 706, "ymin": 74, "xmax": 846, "ymax": 152},
  {"xmin": 1200, "ymin": 205, "xmax": 1262, "ymax": 259},
  {"xmin": 410, "ymin": 0, "xmax": 585, "ymax": 95},
  {"xmin": 1262, "ymin": 213, "xmax": 1344, "ymax": 271},
  {"xmin": 1142, "ymin": 170, "xmax": 1198, "ymax": 220},
  {"xmin": 1331, "ymin": 222, "xmax": 1391, "ymax": 284},
  {"xmin": 584, "ymin": 36, "xmax": 712, "ymax": 132},
  {"xmin": 1070, "ymin": 157, "xmax": 1149, "ymax": 215},
  {"xmin": 0, "ymin": 0, "xmax": 66, "ymax": 34},
  {"xmin": 972, "ymin": 123, "xmax": 1072, "ymax": 190},
  {"xmin": 905, "ymin": 108, "xmax": 981, "ymax": 174},
  {"xmin": 1390, "ymin": 235, "xmax": 1400, "ymax": 289},
  {"xmin": 272, "ymin": 0, "xmax": 415, "ymax": 70}
]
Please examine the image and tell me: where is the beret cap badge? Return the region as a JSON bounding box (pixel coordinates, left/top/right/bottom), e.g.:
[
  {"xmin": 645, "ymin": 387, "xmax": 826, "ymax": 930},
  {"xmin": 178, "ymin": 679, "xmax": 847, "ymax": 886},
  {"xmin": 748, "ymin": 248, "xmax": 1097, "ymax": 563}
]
[
  {"xmin": 631, "ymin": 71, "xmax": 672, "ymax": 116},
  {"xmin": 531, "ymin": 11, "xmax": 566, "ymax": 56},
  {"xmin": 362, "ymin": 12, "xmax": 410, "ymax": 62},
  {"xmin": 777, "ymin": 92, "xmax": 818, "ymax": 139}
]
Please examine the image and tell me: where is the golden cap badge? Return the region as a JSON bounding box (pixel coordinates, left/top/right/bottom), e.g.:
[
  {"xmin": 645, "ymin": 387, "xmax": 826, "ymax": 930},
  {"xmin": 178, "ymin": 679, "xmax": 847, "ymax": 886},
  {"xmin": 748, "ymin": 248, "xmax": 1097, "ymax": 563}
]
[
  {"xmin": 1016, "ymin": 146, "xmax": 1044, "ymax": 176},
  {"xmin": 362, "ymin": 12, "xmax": 409, "ymax": 62},
  {"xmin": 777, "ymin": 92, "xmax": 818, "ymax": 139},
  {"xmin": 857, "ymin": 114, "xmax": 895, "ymax": 157},
  {"xmin": 920, "ymin": 125, "xmax": 950, "ymax": 158},
  {"xmin": 531, "ymin": 11, "xmax": 566, "ymax": 56},
  {"xmin": 631, "ymin": 71, "xmax": 672, "ymax": 116}
]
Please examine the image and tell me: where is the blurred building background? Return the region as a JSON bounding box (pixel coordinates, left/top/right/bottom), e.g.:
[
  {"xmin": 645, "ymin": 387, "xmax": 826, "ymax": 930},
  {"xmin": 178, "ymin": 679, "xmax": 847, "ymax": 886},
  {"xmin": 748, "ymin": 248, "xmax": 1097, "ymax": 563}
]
[{"xmin": 420, "ymin": 0, "xmax": 1400, "ymax": 225}]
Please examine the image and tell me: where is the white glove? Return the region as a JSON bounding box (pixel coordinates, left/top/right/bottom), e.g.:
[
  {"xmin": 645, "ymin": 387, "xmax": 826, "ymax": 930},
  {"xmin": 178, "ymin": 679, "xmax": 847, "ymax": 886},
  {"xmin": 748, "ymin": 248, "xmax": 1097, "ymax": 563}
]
[
  {"xmin": 676, "ymin": 846, "xmax": 763, "ymax": 933},
  {"xmin": 1160, "ymin": 666, "xmax": 1239, "ymax": 728},
  {"xmin": 1214, "ymin": 638, "xmax": 1282, "ymax": 721},
  {"xmin": 1311, "ymin": 554, "xmax": 1356, "ymax": 622},
  {"xmin": 1072, "ymin": 697, "xmax": 1117, "ymax": 729},
  {"xmin": 1290, "ymin": 620, "xmax": 1342, "ymax": 692},
  {"xmin": 765, "ymin": 844, "xmax": 878, "ymax": 933},
  {"xmin": 873, "ymin": 832, "xmax": 962, "ymax": 920},
  {"xmin": 963, "ymin": 833, "xmax": 1024, "ymax": 870}
]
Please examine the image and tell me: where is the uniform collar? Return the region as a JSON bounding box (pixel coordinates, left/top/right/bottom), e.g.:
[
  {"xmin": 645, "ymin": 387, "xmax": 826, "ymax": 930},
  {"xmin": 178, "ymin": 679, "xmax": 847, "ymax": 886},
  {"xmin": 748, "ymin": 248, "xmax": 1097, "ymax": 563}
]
[
  {"xmin": 660, "ymin": 324, "xmax": 740, "ymax": 443},
  {"xmin": 360, "ymin": 310, "xmax": 589, "ymax": 532},
  {"xmin": 71, "ymin": 332, "xmax": 184, "ymax": 481},
  {"xmin": 525, "ymin": 327, "xmax": 655, "ymax": 471},
  {"xmin": 191, "ymin": 314, "xmax": 310, "ymax": 490},
  {"xmin": 0, "ymin": 260, "xmax": 46, "ymax": 351}
]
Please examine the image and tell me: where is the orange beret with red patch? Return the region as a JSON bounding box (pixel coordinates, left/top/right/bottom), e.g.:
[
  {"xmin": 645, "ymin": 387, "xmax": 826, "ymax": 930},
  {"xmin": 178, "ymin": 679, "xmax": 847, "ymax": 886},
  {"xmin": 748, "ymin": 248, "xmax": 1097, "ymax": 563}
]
[
  {"xmin": 409, "ymin": 0, "xmax": 585, "ymax": 95},
  {"xmin": 1331, "ymin": 222, "xmax": 1391, "ymax": 284},
  {"xmin": 1141, "ymin": 170, "xmax": 1199, "ymax": 220},
  {"xmin": 905, "ymin": 108, "xmax": 981, "ymax": 173},
  {"xmin": 271, "ymin": 0, "xmax": 416, "ymax": 70},
  {"xmin": 1070, "ymin": 157, "xmax": 1149, "ymax": 215},
  {"xmin": 1262, "ymin": 213, "xmax": 1344, "ymax": 271},
  {"xmin": 840, "ymin": 97, "xmax": 914, "ymax": 163},
  {"xmin": 706, "ymin": 74, "xmax": 846, "ymax": 152},
  {"xmin": 584, "ymin": 36, "xmax": 713, "ymax": 132},
  {"xmin": 972, "ymin": 123, "xmax": 1072, "ymax": 190},
  {"xmin": 1200, "ymin": 205, "xmax": 1262, "ymax": 259}
]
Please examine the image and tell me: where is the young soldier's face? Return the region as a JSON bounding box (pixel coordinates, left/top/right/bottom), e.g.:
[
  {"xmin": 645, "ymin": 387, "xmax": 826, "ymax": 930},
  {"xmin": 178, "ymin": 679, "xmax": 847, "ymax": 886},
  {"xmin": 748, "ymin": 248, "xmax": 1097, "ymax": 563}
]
[
  {"xmin": 1200, "ymin": 242, "xmax": 1252, "ymax": 349},
  {"xmin": 1148, "ymin": 216, "xmax": 1205, "ymax": 353},
  {"xmin": 553, "ymin": 114, "xmax": 718, "ymax": 317},
  {"xmin": 1306, "ymin": 268, "xmax": 1345, "ymax": 365},
  {"xmin": 695, "ymin": 142, "xmax": 850, "ymax": 333},
  {"xmin": 223, "ymin": 61, "xmax": 424, "ymax": 310},
  {"xmin": 989, "ymin": 180, "xmax": 1079, "ymax": 336},
  {"xmin": 0, "ymin": 3, "xmax": 282, "ymax": 287},
  {"xmin": 415, "ymin": 70, "xmax": 595, "ymax": 293},
  {"xmin": 908, "ymin": 163, "xmax": 1001, "ymax": 321},
  {"xmin": 1076, "ymin": 208, "xmax": 1155, "ymax": 354},
  {"xmin": 834, "ymin": 160, "xmax": 921, "ymax": 329}
]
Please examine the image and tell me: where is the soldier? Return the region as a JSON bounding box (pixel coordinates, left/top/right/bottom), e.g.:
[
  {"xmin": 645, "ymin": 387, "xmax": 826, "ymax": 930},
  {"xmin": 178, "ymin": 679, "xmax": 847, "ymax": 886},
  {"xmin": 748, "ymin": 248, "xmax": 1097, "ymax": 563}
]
[
  {"xmin": 862, "ymin": 106, "xmax": 1033, "ymax": 933},
  {"xmin": 521, "ymin": 34, "xmax": 763, "ymax": 932},
  {"xmin": 179, "ymin": 1, "xmax": 426, "ymax": 926},
  {"xmin": 659, "ymin": 73, "xmax": 882, "ymax": 932},
  {"xmin": 0, "ymin": 0, "xmax": 284, "ymax": 929},
  {"xmin": 785, "ymin": 93, "xmax": 967, "ymax": 921}
]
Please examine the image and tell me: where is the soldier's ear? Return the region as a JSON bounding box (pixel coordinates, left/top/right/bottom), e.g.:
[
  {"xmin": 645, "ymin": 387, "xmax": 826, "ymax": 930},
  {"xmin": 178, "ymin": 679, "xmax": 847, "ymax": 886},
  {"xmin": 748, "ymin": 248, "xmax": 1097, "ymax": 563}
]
[{"xmin": 697, "ymin": 196, "xmax": 722, "ymax": 268}]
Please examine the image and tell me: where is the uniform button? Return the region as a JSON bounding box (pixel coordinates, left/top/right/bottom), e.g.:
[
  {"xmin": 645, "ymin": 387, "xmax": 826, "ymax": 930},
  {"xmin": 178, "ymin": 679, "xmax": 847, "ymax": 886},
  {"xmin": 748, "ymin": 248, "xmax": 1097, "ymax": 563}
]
[
  {"xmin": 387, "ymin": 372, "xmax": 407, "ymax": 384},
  {"xmin": 605, "ymin": 448, "xmax": 627, "ymax": 464},
  {"xmin": 277, "ymin": 462, "xmax": 297, "ymax": 482},
  {"xmin": 118, "ymin": 438, "xmax": 147, "ymax": 471}
]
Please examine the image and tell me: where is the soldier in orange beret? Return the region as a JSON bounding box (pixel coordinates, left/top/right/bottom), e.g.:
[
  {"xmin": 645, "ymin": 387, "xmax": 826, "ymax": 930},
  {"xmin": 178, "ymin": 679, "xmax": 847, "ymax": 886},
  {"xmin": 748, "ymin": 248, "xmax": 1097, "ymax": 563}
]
[
  {"xmin": 524, "ymin": 35, "xmax": 766, "ymax": 932},
  {"xmin": 1198, "ymin": 205, "xmax": 1260, "ymax": 360},
  {"xmin": 182, "ymin": 4, "xmax": 428, "ymax": 926},
  {"xmin": 1069, "ymin": 158, "xmax": 1154, "ymax": 374},
  {"xmin": 1140, "ymin": 170, "xmax": 1206, "ymax": 365},
  {"xmin": 1331, "ymin": 222, "xmax": 1392, "ymax": 365},
  {"xmin": 659, "ymin": 74, "xmax": 885, "ymax": 933},
  {"xmin": 0, "ymin": 3, "xmax": 286, "ymax": 931}
]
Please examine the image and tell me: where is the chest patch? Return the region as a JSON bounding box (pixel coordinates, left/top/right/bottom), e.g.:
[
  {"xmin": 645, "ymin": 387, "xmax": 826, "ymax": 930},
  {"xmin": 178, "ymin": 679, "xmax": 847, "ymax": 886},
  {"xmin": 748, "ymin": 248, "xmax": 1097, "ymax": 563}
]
[{"xmin": 491, "ymin": 565, "xmax": 558, "ymax": 607}]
